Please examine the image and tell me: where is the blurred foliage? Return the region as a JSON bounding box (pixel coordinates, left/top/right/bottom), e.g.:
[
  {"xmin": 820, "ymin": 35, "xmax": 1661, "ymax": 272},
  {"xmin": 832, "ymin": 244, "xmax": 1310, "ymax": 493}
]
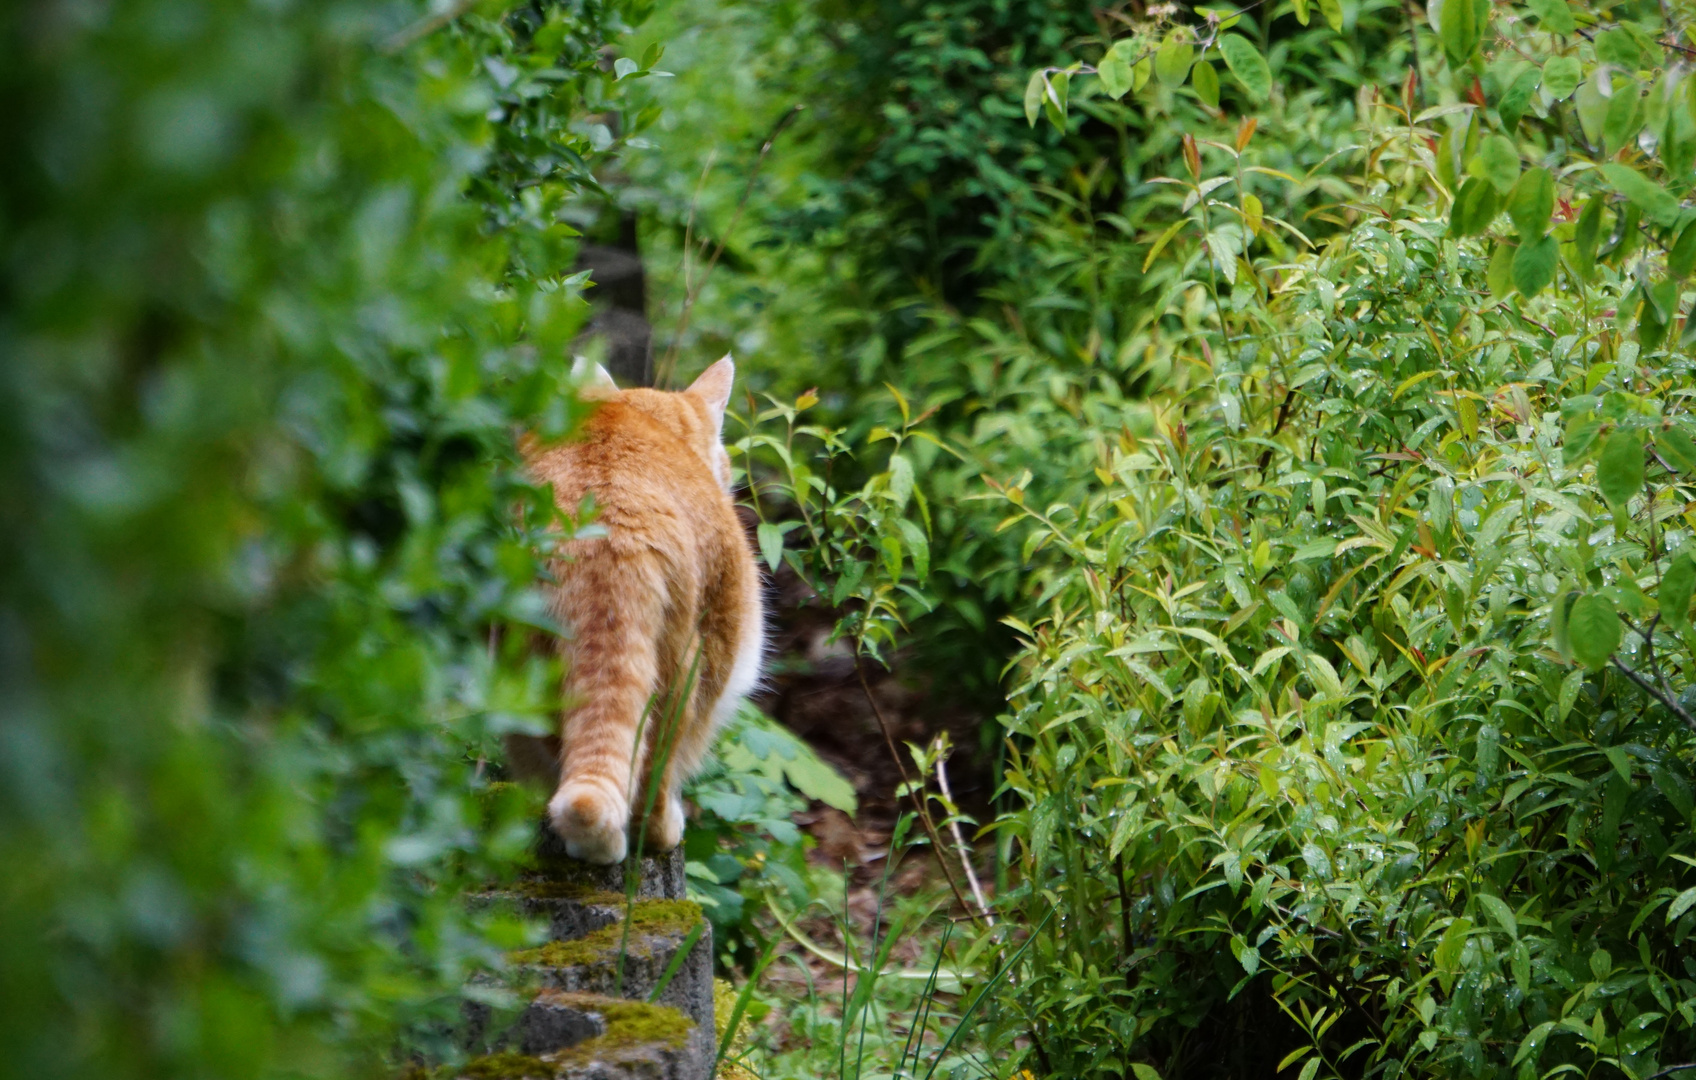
[{"xmin": 0, "ymin": 0, "xmax": 668, "ymax": 1074}]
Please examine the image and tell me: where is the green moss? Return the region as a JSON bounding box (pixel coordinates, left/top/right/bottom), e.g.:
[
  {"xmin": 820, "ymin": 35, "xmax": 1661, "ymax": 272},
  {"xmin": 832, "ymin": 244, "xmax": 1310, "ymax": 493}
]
[
  {"xmin": 508, "ymin": 899, "xmax": 702, "ymax": 969},
  {"xmin": 451, "ymin": 1050, "xmax": 554, "ymax": 1079},
  {"xmin": 543, "ymin": 994, "xmax": 692, "ymax": 1067},
  {"xmin": 505, "ymin": 879, "xmax": 624, "ymax": 904}
]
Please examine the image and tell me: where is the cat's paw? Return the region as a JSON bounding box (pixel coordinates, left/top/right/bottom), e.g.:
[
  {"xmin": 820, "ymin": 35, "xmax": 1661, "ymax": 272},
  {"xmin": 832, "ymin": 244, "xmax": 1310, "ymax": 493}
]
[
  {"xmin": 643, "ymin": 793, "xmax": 685, "ymax": 852},
  {"xmin": 548, "ymin": 781, "xmax": 628, "ymax": 864}
]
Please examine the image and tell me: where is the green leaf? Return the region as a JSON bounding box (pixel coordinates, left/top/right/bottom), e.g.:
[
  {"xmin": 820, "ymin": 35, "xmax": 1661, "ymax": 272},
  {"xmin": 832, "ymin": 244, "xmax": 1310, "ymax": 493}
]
[
  {"xmin": 1155, "ymin": 34, "xmax": 1195, "ymax": 87},
  {"xmin": 1293, "ymin": 0, "xmax": 1310, "ymax": 24},
  {"xmin": 1599, "ymin": 428, "xmax": 1645, "ymax": 509},
  {"xmin": 1640, "ymin": 282, "xmax": 1672, "ymax": 350},
  {"xmin": 1512, "ymin": 233, "xmax": 1559, "ymax": 296},
  {"xmin": 1597, "ymin": 28, "xmax": 1643, "ymax": 70},
  {"xmin": 1132, "ymin": 1065, "xmax": 1162, "ymax": 1080},
  {"xmin": 895, "ymin": 517, "xmax": 930, "ymax": 582},
  {"xmin": 1506, "ymin": 167, "xmax": 1554, "ymax": 239},
  {"xmin": 1478, "ymin": 893, "xmax": 1519, "ymax": 937},
  {"xmin": 1658, "ymin": 425, "xmax": 1696, "ymax": 473},
  {"xmin": 1218, "ymin": 35, "xmax": 1272, "ymax": 102},
  {"xmin": 782, "ymin": 753, "xmax": 858, "ymax": 814},
  {"xmin": 1042, "ymin": 70, "xmax": 1069, "ymax": 131},
  {"xmin": 1487, "ymin": 241, "xmax": 1517, "ymax": 296},
  {"xmin": 1439, "ymin": 0, "xmax": 1482, "ymax": 64},
  {"xmin": 1098, "ymin": 41, "xmax": 1135, "ymax": 99},
  {"xmin": 1653, "ymin": 765, "xmax": 1695, "ymax": 820},
  {"xmin": 1434, "ymin": 916, "xmax": 1473, "ymax": 970},
  {"xmin": 1567, "ymin": 593, "xmax": 1622, "ymax": 671},
  {"xmin": 1471, "ymin": 135, "xmax": 1520, "ymax": 194},
  {"xmin": 1659, "ymin": 551, "xmax": 1695, "ymax": 630},
  {"xmin": 1450, "ymin": 177, "xmax": 1501, "ymax": 236},
  {"xmin": 1542, "ymin": 56, "xmax": 1581, "ymax": 101},
  {"xmin": 1603, "ymin": 162, "xmax": 1681, "ymax": 226},
  {"xmin": 1192, "ymin": 59, "xmax": 1220, "ymax": 108},
  {"xmin": 1317, "ymin": 0, "xmax": 1343, "ymax": 31},
  {"xmin": 1525, "ymin": 0, "xmax": 1576, "ymax": 33},
  {"xmin": 1669, "ymin": 885, "xmax": 1696, "ymax": 924},
  {"xmin": 1573, "ymin": 194, "xmax": 1605, "ymax": 275},
  {"xmin": 1499, "ymin": 66, "xmax": 1541, "ymax": 130},
  {"xmin": 756, "ymin": 521, "xmax": 785, "ymax": 572},
  {"xmin": 1512, "ymin": 940, "xmax": 1532, "ymax": 992},
  {"xmin": 1023, "ymin": 70, "xmax": 1044, "ymax": 126},
  {"xmin": 1669, "ymin": 220, "xmax": 1696, "ymax": 278},
  {"xmin": 1603, "ymin": 82, "xmax": 1644, "ymax": 156},
  {"xmin": 1576, "ymin": 77, "xmax": 1610, "ymax": 145}
]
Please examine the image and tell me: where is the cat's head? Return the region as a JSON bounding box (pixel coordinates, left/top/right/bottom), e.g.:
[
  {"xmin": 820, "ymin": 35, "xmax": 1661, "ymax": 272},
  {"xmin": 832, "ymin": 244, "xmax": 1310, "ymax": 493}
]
[{"xmin": 577, "ymin": 356, "xmax": 737, "ymax": 490}]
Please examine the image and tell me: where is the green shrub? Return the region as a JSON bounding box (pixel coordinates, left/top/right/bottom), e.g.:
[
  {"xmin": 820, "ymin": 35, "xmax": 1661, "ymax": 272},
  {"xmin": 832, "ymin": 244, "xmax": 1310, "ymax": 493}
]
[
  {"xmin": 987, "ymin": 3, "xmax": 1696, "ymax": 1077},
  {"xmin": 625, "ymin": 0, "xmax": 1428, "ymax": 707}
]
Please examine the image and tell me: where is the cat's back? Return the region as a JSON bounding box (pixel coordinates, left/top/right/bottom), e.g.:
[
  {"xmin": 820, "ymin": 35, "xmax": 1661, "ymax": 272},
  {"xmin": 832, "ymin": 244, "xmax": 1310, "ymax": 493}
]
[{"xmin": 525, "ymin": 396, "xmax": 737, "ymax": 549}]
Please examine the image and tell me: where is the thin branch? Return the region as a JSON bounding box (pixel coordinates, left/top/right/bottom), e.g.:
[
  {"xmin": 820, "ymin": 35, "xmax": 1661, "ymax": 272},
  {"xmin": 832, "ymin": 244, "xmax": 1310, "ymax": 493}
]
[
  {"xmin": 935, "ymin": 749, "xmax": 995, "ymax": 925},
  {"xmin": 854, "ymin": 661, "xmax": 983, "ymax": 926},
  {"xmin": 1611, "ymin": 656, "xmax": 1696, "ymax": 732}
]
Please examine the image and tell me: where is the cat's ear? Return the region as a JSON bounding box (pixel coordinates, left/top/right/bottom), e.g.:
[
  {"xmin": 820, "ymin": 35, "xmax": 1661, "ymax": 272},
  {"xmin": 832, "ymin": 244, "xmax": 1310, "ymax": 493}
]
[
  {"xmin": 571, "ymin": 356, "xmax": 619, "ymax": 398},
  {"xmin": 686, "ymin": 355, "xmax": 735, "ymax": 428}
]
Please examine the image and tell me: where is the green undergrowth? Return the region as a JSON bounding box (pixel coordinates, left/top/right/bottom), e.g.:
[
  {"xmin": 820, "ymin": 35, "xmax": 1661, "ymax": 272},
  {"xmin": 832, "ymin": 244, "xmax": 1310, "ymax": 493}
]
[{"xmin": 508, "ymin": 900, "xmax": 703, "ymax": 969}]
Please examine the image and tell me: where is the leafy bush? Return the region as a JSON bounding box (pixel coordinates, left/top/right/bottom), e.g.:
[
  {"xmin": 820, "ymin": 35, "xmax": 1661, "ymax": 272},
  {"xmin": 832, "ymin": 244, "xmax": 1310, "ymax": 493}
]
[
  {"xmin": 623, "ymin": 0, "xmax": 1431, "ymax": 709},
  {"xmin": 985, "ymin": 2, "xmax": 1696, "ymax": 1078},
  {"xmin": 0, "ymin": 0, "xmax": 666, "ymax": 1074},
  {"xmin": 685, "ymin": 703, "xmax": 859, "ymax": 958}
]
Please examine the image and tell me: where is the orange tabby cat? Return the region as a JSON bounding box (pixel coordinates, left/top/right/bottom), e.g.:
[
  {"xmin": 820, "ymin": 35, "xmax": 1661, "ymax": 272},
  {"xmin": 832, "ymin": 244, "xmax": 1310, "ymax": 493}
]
[{"xmin": 523, "ymin": 357, "xmax": 764, "ymax": 864}]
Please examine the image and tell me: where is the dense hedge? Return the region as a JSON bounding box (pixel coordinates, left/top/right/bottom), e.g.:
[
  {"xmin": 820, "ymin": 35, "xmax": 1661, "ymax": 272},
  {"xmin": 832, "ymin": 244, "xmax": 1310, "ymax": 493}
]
[{"xmin": 0, "ymin": 0, "xmax": 659, "ymax": 1074}]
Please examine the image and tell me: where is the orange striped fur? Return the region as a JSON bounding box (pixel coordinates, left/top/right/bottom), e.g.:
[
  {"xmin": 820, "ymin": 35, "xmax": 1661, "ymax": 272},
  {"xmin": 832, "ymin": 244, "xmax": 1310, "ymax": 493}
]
[{"xmin": 522, "ymin": 357, "xmax": 764, "ymax": 864}]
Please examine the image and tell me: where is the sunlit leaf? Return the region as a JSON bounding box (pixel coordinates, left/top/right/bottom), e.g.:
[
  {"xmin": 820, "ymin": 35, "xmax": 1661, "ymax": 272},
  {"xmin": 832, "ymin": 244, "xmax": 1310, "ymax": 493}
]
[
  {"xmin": 1155, "ymin": 33, "xmax": 1195, "ymax": 87},
  {"xmin": 1192, "ymin": 59, "xmax": 1220, "ymax": 109}
]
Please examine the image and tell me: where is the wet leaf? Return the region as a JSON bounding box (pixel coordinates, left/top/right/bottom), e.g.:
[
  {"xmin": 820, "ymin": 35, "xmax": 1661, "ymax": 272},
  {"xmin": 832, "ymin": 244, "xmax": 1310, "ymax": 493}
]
[
  {"xmin": 1567, "ymin": 593, "xmax": 1621, "ymax": 671},
  {"xmin": 1598, "ymin": 428, "xmax": 1645, "ymax": 510},
  {"xmin": 1506, "ymin": 167, "xmax": 1553, "ymax": 239}
]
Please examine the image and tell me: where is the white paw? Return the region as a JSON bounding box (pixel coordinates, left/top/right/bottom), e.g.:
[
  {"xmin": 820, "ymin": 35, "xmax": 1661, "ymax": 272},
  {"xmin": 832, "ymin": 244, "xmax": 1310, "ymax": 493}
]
[
  {"xmin": 644, "ymin": 793, "xmax": 685, "ymax": 852},
  {"xmin": 548, "ymin": 781, "xmax": 628, "ymax": 864}
]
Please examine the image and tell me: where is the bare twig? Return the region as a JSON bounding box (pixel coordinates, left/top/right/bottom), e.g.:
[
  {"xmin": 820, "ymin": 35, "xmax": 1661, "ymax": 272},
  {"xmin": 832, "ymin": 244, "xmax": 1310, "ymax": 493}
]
[
  {"xmin": 935, "ymin": 748, "xmax": 994, "ymax": 925},
  {"xmin": 854, "ymin": 662, "xmax": 983, "ymax": 926}
]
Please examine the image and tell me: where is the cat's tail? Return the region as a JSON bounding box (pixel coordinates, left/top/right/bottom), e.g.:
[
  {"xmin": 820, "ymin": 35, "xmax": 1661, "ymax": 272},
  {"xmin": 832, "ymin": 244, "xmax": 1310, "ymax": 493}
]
[{"xmin": 545, "ymin": 543, "xmax": 668, "ymax": 864}]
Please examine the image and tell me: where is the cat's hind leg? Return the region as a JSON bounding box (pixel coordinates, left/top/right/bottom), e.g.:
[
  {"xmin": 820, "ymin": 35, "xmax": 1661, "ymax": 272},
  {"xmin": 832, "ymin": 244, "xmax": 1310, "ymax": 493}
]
[{"xmin": 547, "ymin": 544, "xmax": 667, "ymax": 865}]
